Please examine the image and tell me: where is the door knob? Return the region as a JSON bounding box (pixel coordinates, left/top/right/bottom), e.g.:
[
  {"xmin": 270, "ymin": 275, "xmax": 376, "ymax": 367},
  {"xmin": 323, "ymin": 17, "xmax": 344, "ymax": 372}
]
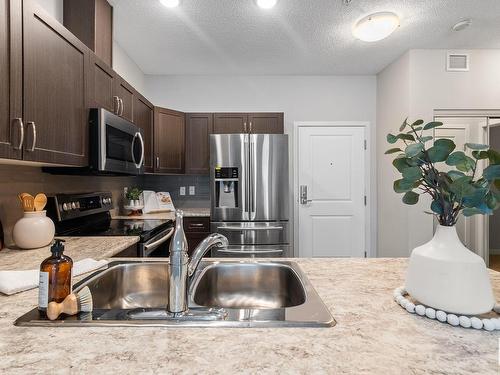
[{"xmin": 300, "ymin": 185, "xmax": 312, "ymax": 205}]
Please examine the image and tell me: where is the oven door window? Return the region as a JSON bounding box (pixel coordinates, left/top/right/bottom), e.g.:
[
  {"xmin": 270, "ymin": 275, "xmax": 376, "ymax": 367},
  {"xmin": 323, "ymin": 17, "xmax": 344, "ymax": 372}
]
[{"xmin": 106, "ymin": 125, "xmax": 134, "ymax": 162}]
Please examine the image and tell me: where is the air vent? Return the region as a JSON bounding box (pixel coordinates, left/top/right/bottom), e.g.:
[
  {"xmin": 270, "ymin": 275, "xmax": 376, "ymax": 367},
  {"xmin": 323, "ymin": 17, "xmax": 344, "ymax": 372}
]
[{"xmin": 446, "ymin": 52, "xmax": 470, "ymax": 72}]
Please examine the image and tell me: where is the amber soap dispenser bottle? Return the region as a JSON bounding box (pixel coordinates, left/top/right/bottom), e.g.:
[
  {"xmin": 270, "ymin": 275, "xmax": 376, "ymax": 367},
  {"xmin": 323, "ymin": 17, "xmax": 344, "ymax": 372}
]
[{"xmin": 38, "ymin": 239, "xmax": 73, "ymax": 312}]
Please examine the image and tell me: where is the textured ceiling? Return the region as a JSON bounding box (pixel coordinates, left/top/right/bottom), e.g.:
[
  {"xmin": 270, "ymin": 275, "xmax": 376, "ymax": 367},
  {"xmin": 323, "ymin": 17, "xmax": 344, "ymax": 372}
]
[{"xmin": 109, "ymin": 0, "xmax": 500, "ymax": 75}]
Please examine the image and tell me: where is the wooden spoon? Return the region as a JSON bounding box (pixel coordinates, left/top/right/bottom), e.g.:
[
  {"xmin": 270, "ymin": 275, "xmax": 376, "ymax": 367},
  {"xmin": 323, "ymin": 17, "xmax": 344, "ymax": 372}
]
[
  {"xmin": 20, "ymin": 193, "xmax": 34, "ymax": 212},
  {"xmin": 34, "ymin": 193, "xmax": 47, "ymax": 211}
]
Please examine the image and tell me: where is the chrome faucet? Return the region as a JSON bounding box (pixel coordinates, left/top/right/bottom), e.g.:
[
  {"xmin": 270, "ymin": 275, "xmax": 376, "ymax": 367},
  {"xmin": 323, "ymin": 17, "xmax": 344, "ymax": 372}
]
[{"xmin": 168, "ymin": 210, "xmax": 228, "ymax": 314}]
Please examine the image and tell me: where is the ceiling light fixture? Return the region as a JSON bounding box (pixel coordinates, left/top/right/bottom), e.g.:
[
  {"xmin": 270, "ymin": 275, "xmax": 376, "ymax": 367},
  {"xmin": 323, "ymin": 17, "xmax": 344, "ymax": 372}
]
[
  {"xmin": 353, "ymin": 12, "xmax": 400, "ymax": 42},
  {"xmin": 160, "ymin": 0, "xmax": 180, "ymax": 8},
  {"xmin": 256, "ymin": 0, "xmax": 278, "ymax": 9},
  {"xmin": 452, "ymin": 19, "xmax": 472, "ymax": 32}
]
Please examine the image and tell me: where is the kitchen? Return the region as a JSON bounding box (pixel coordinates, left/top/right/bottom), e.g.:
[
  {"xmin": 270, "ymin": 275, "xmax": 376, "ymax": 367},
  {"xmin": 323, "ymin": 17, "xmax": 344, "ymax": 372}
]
[{"xmin": 0, "ymin": 0, "xmax": 500, "ymax": 373}]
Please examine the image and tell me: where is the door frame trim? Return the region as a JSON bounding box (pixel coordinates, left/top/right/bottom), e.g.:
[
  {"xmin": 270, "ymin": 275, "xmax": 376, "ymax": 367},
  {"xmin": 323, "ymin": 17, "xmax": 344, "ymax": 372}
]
[{"xmin": 293, "ymin": 121, "xmax": 374, "ymax": 258}]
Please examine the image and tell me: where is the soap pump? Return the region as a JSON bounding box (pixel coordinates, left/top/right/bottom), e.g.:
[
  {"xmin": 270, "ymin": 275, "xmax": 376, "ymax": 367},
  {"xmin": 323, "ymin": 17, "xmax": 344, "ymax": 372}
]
[{"xmin": 38, "ymin": 239, "xmax": 73, "ymax": 312}]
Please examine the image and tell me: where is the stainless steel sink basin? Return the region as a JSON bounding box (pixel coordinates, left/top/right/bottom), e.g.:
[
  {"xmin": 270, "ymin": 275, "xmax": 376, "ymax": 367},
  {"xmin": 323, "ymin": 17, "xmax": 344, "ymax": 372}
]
[
  {"xmin": 15, "ymin": 259, "xmax": 335, "ymax": 328},
  {"xmin": 193, "ymin": 263, "xmax": 306, "ymax": 309}
]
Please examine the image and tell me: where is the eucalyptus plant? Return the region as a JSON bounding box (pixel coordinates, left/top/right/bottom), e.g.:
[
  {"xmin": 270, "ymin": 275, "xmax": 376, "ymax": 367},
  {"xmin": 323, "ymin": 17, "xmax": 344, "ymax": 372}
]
[
  {"xmin": 126, "ymin": 187, "xmax": 143, "ymax": 201},
  {"xmin": 385, "ymin": 119, "xmax": 500, "ymax": 226}
]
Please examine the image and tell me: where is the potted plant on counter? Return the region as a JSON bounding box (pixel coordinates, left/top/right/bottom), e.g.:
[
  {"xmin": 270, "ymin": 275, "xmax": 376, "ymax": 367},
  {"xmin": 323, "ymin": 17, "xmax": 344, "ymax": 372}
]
[
  {"xmin": 124, "ymin": 187, "xmax": 144, "ymax": 216},
  {"xmin": 386, "ymin": 118, "xmax": 500, "ymax": 315}
]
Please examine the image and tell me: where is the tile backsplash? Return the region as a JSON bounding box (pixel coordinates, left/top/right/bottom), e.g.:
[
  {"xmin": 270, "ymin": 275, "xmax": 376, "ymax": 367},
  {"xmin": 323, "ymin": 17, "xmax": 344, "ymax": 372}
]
[{"xmin": 0, "ymin": 164, "xmax": 210, "ymax": 246}]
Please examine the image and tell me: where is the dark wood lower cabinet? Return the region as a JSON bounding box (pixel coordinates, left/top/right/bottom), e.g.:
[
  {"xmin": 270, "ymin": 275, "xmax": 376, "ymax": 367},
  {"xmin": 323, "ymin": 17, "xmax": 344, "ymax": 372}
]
[
  {"xmin": 184, "ymin": 217, "xmax": 211, "ymax": 256},
  {"xmin": 22, "ymin": 0, "xmax": 89, "ymax": 166},
  {"xmin": 185, "ymin": 113, "xmax": 213, "ymax": 175},
  {"xmin": 112, "ymin": 245, "xmax": 138, "ymax": 258},
  {"xmin": 154, "ymin": 107, "xmax": 185, "ymax": 174}
]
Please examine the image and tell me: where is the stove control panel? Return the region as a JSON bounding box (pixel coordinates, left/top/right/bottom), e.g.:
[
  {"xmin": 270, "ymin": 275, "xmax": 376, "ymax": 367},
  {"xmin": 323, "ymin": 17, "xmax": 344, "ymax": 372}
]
[{"xmin": 47, "ymin": 192, "xmax": 113, "ymax": 222}]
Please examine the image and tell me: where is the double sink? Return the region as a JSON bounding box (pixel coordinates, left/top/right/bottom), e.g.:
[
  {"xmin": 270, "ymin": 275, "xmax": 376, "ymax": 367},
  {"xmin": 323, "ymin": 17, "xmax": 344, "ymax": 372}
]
[{"xmin": 16, "ymin": 260, "xmax": 335, "ymax": 328}]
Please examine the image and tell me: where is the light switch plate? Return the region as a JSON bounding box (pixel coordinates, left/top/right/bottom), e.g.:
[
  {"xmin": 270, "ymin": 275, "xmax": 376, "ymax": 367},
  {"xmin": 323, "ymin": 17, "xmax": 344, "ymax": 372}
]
[
  {"xmin": 180, "ymin": 186, "xmax": 186, "ymax": 196},
  {"xmin": 189, "ymin": 186, "xmax": 195, "ymax": 195}
]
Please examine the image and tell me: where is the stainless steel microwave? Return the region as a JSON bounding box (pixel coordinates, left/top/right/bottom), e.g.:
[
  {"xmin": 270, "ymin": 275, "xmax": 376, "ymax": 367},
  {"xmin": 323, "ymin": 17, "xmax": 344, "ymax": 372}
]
[{"xmin": 89, "ymin": 108, "xmax": 145, "ymax": 175}]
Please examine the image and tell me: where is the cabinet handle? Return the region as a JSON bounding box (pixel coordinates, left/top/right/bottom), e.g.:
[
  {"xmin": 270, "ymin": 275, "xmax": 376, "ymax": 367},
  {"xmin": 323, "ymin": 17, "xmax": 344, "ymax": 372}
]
[
  {"xmin": 156, "ymin": 156, "xmax": 160, "ymax": 169},
  {"xmin": 13, "ymin": 118, "xmax": 24, "ymax": 150},
  {"xmin": 189, "ymin": 223, "xmax": 205, "ymax": 228},
  {"xmin": 243, "ymin": 122, "xmax": 247, "ymax": 133},
  {"xmin": 119, "ymin": 98, "xmax": 124, "ymax": 116},
  {"xmin": 113, "ymin": 96, "xmax": 119, "ymax": 114},
  {"xmin": 26, "ymin": 121, "xmax": 36, "ymax": 152},
  {"xmin": 249, "ymin": 121, "xmax": 252, "ymax": 133}
]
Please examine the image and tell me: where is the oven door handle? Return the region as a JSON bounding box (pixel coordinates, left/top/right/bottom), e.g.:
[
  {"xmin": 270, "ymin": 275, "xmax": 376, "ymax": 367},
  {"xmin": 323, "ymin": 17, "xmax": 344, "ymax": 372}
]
[
  {"xmin": 143, "ymin": 228, "xmax": 174, "ymax": 253},
  {"xmin": 216, "ymin": 249, "xmax": 283, "ymax": 255},
  {"xmin": 217, "ymin": 226, "xmax": 284, "ymax": 231},
  {"xmin": 131, "ymin": 132, "xmax": 145, "ymax": 169}
]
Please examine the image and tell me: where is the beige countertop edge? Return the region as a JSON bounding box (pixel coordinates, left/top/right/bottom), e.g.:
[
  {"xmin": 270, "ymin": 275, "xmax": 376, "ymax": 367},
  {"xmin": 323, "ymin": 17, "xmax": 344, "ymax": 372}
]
[
  {"xmin": 112, "ymin": 207, "xmax": 210, "ymax": 220},
  {"xmin": 0, "ymin": 254, "xmax": 499, "ymax": 374}
]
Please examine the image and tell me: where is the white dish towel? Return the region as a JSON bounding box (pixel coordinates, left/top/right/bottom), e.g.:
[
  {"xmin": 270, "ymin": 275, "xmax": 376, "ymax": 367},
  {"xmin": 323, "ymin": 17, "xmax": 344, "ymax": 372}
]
[{"xmin": 0, "ymin": 258, "xmax": 108, "ymax": 296}]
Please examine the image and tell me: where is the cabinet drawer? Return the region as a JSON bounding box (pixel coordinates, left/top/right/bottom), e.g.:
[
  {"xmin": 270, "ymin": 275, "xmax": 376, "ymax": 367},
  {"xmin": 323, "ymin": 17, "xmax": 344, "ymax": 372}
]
[{"xmin": 183, "ymin": 217, "xmax": 210, "ymax": 232}]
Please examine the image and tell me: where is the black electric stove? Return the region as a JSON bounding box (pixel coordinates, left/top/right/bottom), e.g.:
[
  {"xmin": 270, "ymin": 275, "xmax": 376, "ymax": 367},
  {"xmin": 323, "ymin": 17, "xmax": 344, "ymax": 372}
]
[{"xmin": 46, "ymin": 192, "xmax": 174, "ymax": 257}]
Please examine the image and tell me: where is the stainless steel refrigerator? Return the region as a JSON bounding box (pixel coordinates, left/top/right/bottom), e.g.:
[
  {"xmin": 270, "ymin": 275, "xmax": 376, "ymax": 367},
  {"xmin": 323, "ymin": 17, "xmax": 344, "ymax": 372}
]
[{"xmin": 210, "ymin": 134, "xmax": 290, "ymax": 257}]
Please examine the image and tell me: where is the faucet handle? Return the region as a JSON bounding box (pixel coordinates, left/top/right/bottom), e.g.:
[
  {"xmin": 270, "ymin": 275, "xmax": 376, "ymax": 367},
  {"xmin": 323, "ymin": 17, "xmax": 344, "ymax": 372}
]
[{"xmin": 169, "ymin": 209, "xmax": 188, "ymax": 255}]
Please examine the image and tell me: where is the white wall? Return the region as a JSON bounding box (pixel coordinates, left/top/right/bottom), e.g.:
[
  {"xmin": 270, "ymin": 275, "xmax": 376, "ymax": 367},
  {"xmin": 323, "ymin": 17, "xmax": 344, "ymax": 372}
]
[
  {"xmin": 113, "ymin": 41, "xmax": 147, "ymax": 95},
  {"xmin": 145, "ymin": 74, "xmax": 377, "ymax": 255},
  {"xmin": 36, "ymin": 0, "xmax": 63, "ymax": 22},
  {"xmin": 377, "ymin": 49, "xmax": 500, "ymax": 257}
]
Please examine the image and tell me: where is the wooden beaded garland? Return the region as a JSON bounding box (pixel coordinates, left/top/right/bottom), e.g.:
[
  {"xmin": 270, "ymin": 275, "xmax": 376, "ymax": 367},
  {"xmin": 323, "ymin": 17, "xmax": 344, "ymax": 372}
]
[{"xmin": 393, "ymin": 287, "xmax": 500, "ymax": 331}]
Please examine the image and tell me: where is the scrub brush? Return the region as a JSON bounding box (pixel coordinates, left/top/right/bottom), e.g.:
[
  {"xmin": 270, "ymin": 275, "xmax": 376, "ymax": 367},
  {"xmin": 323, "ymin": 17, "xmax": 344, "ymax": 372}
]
[{"xmin": 46, "ymin": 286, "xmax": 93, "ymax": 321}]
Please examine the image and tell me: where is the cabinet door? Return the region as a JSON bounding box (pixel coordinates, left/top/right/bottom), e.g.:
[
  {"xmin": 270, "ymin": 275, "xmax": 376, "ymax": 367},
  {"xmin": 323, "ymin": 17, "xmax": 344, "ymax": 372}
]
[
  {"xmin": 134, "ymin": 93, "xmax": 154, "ymax": 173},
  {"xmin": 0, "ymin": 0, "xmax": 22, "ymax": 160},
  {"xmin": 114, "ymin": 77, "xmax": 134, "ymax": 122},
  {"xmin": 213, "ymin": 113, "xmax": 248, "ymax": 134},
  {"xmin": 154, "ymin": 107, "xmax": 185, "ymax": 174},
  {"xmin": 88, "ymin": 54, "xmax": 117, "ymax": 113},
  {"xmin": 185, "ymin": 113, "xmax": 213, "ymax": 175},
  {"xmin": 248, "ymin": 113, "xmax": 284, "ymax": 134},
  {"xmin": 22, "ymin": 0, "xmax": 89, "ymax": 166}
]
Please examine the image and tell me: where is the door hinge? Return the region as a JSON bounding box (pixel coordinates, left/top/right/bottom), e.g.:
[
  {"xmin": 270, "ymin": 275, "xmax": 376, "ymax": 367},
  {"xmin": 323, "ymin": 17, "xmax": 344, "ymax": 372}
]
[
  {"xmin": 364, "ymin": 140, "xmax": 367, "ymax": 150},
  {"xmin": 364, "ymin": 251, "xmax": 367, "ymax": 258},
  {"xmin": 364, "ymin": 195, "xmax": 367, "ymax": 206}
]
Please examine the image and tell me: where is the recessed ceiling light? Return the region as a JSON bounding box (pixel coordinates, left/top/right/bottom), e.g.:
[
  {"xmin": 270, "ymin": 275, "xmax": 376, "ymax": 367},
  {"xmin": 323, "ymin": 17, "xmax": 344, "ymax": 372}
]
[
  {"xmin": 452, "ymin": 19, "xmax": 472, "ymax": 32},
  {"xmin": 353, "ymin": 12, "xmax": 400, "ymax": 42},
  {"xmin": 256, "ymin": 0, "xmax": 278, "ymax": 9},
  {"xmin": 160, "ymin": 0, "xmax": 180, "ymax": 8}
]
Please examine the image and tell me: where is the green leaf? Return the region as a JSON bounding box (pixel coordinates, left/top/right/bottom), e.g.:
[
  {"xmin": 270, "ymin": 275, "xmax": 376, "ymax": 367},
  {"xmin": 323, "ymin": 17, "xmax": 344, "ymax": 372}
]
[
  {"xmin": 385, "ymin": 148, "xmax": 402, "ymax": 155},
  {"xmin": 402, "ymin": 191, "xmax": 419, "ymax": 205},
  {"xmin": 411, "ymin": 120, "xmax": 424, "ymax": 127},
  {"xmin": 402, "ymin": 166, "xmax": 422, "ymax": 181},
  {"xmin": 449, "ymin": 176, "xmax": 475, "ymax": 199},
  {"xmin": 434, "ymin": 138, "xmax": 456, "ymax": 152},
  {"xmin": 463, "ymin": 188, "xmax": 488, "ymax": 208},
  {"xmin": 419, "ymin": 136, "xmax": 433, "ymax": 143},
  {"xmin": 399, "ymin": 118, "xmax": 408, "ymax": 132},
  {"xmin": 472, "ymin": 150, "xmax": 489, "ymax": 160},
  {"xmin": 398, "ymin": 133, "xmax": 415, "ymax": 142},
  {"xmin": 447, "ymin": 170, "xmax": 466, "ymax": 181},
  {"xmin": 465, "ymin": 143, "xmax": 489, "ymax": 151},
  {"xmin": 484, "ymin": 164, "xmax": 500, "ymax": 181},
  {"xmin": 446, "ymin": 151, "xmax": 475, "ymax": 172},
  {"xmin": 430, "ymin": 200, "xmax": 444, "ymax": 215},
  {"xmin": 427, "ymin": 146, "xmax": 452, "ymax": 163},
  {"xmin": 405, "ymin": 143, "xmax": 424, "ymax": 157},
  {"xmin": 387, "ymin": 133, "xmax": 398, "ymax": 144},
  {"xmin": 393, "ymin": 157, "xmax": 410, "ymax": 173},
  {"xmin": 487, "ymin": 149, "xmax": 500, "ymax": 164},
  {"xmin": 393, "ymin": 179, "xmax": 416, "ymax": 193},
  {"xmin": 423, "ymin": 121, "xmax": 443, "ymax": 130}
]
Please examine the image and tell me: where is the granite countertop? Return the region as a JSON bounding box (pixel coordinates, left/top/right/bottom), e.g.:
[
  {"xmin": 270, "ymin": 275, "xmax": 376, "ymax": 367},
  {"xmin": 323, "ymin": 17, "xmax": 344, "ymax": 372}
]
[
  {"xmin": 112, "ymin": 207, "xmax": 210, "ymax": 220},
  {"xmin": 0, "ymin": 242, "xmax": 499, "ymax": 373}
]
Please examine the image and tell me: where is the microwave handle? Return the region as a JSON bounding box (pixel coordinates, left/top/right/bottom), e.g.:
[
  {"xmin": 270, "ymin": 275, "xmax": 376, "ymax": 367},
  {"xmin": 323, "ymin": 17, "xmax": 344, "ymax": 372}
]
[{"xmin": 131, "ymin": 132, "xmax": 145, "ymax": 169}]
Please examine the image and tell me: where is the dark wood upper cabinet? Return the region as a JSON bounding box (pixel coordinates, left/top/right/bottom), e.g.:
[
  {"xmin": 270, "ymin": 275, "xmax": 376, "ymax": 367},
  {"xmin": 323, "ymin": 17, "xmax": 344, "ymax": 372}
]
[
  {"xmin": 114, "ymin": 77, "xmax": 134, "ymax": 122},
  {"xmin": 22, "ymin": 0, "xmax": 89, "ymax": 166},
  {"xmin": 248, "ymin": 113, "xmax": 284, "ymax": 134},
  {"xmin": 213, "ymin": 113, "xmax": 248, "ymax": 134},
  {"xmin": 63, "ymin": 0, "xmax": 113, "ymax": 66},
  {"xmin": 0, "ymin": 0, "xmax": 22, "ymax": 160},
  {"xmin": 88, "ymin": 54, "xmax": 117, "ymax": 113},
  {"xmin": 134, "ymin": 93, "xmax": 154, "ymax": 173},
  {"xmin": 154, "ymin": 107, "xmax": 185, "ymax": 174},
  {"xmin": 185, "ymin": 113, "xmax": 213, "ymax": 175}
]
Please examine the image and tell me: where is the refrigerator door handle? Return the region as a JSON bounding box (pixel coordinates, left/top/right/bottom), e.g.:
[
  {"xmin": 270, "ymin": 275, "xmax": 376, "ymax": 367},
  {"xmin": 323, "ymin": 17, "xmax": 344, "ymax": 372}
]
[
  {"xmin": 217, "ymin": 226, "xmax": 284, "ymax": 231},
  {"xmin": 243, "ymin": 135, "xmax": 250, "ymax": 217},
  {"xmin": 249, "ymin": 137, "xmax": 255, "ymax": 215}
]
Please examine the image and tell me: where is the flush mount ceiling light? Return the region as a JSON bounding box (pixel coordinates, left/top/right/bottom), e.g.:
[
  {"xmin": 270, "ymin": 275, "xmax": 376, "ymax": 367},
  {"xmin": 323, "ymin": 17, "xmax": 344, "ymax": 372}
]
[
  {"xmin": 353, "ymin": 12, "xmax": 400, "ymax": 42},
  {"xmin": 160, "ymin": 0, "xmax": 180, "ymax": 8},
  {"xmin": 452, "ymin": 19, "xmax": 472, "ymax": 32},
  {"xmin": 256, "ymin": 0, "xmax": 278, "ymax": 9}
]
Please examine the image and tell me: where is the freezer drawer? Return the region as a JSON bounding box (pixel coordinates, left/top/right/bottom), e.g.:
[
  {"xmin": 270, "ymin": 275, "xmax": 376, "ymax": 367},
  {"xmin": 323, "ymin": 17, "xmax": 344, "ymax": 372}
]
[
  {"xmin": 211, "ymin": 245, "xmax": 293, "ymax": 258},
  {"xmin": 211, "ymin": 221, "xmax": 290, "ymax": 245}
]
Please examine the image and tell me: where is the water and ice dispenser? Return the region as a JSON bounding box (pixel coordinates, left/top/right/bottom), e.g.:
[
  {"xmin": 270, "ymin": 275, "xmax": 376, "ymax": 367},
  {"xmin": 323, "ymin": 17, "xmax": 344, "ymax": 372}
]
[{"xmin": 214, "ymin": 167, "xmax": 239, "ymax": 208}]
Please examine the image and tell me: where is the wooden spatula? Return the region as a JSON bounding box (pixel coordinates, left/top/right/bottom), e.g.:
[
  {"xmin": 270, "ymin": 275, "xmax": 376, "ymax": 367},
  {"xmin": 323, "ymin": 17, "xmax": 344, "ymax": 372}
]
[
  {"xmin": 19, "ymin": 193, "xmax": 34, "ymax": 212},
  {"xmin": 34, "ymin": 193, "xmax": 47, "ymax": 211}
]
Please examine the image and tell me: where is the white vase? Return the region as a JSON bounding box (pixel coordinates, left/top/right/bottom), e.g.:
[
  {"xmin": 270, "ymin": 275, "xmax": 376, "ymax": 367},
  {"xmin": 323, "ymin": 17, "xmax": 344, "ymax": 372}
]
[
  {"xmin": 13, "ymin": 211, "xmax": 55, "ymax": 249},
  {"xmin": 405, "ymin": 225, "xmax": 495, "ymax": 315}
]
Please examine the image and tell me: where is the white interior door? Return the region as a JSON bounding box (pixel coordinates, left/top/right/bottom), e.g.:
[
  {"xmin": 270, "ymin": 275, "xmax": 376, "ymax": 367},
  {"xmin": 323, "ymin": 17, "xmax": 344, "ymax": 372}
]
[
  {"xmin": 434, "ymin": 117, "xmax": 488, "ymax": 259},
  {"xmin": 298, "ymin": 126, "xmax": 365, "ymax": 257}
]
